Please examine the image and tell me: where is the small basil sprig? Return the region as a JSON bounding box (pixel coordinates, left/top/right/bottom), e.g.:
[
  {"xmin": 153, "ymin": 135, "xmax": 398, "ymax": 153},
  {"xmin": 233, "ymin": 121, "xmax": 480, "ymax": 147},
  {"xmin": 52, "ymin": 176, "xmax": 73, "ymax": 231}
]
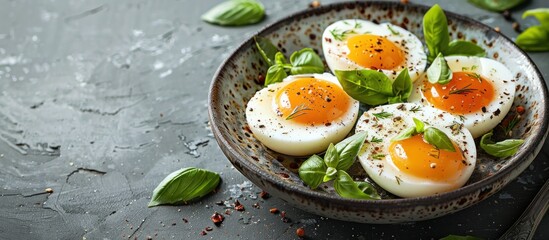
[
  {"xmin": 516, "ymin": 9, "xmax": 549, "ymax": 52},
  {"xmin": 260, "ymin": 48, "xmax": 324, "ymax": 85},
  {"xmin": 427, "ymin": 53, "xmax": 453, "ymax": 84},
  {"xmin": 254, "ymin": 36, "xmax": 279, "ymax": 66},
  {"xmin": 333, "ymin": 170, "xmax": 380, "ymax": 200},
  {"xmin": 202, "ymin": 0, "xmax": 265, "ymax": 26},
  {"xmin": 423, "ymin": 4, "xmax": 485, "ymax": 62},
  {"xmin": 335, "ymin": 68, "xmax": 413, "ymax": 106},
  {"xmin": 480, "ymin": 131, "xmax": 524, "ymax": 158},
  {"xmin": 298, "ymin": 132, "xmax": 380, "ymax": 200},
  {"xmin": 392, "ymin": 118, "xmax": 456, "ymax": 152},
  {"xmin": 148, "ymin": 167, "xmax": 220, "ymax": 207},
  {"xmin": 468, "ymin": 0, "xmax": 525, "ymax": 12}
]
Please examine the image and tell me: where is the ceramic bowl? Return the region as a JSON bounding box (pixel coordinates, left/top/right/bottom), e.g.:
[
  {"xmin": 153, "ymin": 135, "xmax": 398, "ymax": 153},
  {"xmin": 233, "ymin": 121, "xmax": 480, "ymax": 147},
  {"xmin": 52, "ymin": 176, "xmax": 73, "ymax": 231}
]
[{"xmin": 208, "ymin": 1, "xmax": 548, "ymax": 223}]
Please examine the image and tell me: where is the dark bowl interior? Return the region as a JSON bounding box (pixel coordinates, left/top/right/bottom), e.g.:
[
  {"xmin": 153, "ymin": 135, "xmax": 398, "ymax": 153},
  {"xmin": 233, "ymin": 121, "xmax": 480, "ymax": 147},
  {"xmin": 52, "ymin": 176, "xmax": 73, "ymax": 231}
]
[{"xmin": 208, "ymin": 1, "xmax": 549, "ymax": 223}]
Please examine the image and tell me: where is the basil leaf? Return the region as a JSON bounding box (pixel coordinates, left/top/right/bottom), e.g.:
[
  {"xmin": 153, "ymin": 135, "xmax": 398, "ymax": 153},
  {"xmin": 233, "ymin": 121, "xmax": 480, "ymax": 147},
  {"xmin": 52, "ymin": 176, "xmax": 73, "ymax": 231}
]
[
  {"xmin": 516, "ymin": 25, "xmax": 549, "ymax": 52},
  {"xmin": 254, "ymin": 37, "xmax": 279, "ymax": 66},
  {"xmin": 275, "ymin": 52, "xmax": 288, "ymax": 66},
  {"xmin": 289, "ymin": 48, "xmax": 324, "ymax": 75},
  {"xmin": 392, "ymin": 68, "xmax": 412, "ymax": 102},
  {"xmin": 323, "ymin": 167, "xmax": 337, "ymax": 182},
  {"xmin": 148, "ymin": 167, "xmax": 220, "ymax": 207},
  {"xmin": 356, "ymin": 181, "xmax": 381, "ymax": 199},
  {"xmin": 423, "ymin": 4, "xmax": 450, "ymax": 62},
  {"xmin": 392, "ymin": 127, "xmax": 417, "ymax": 142},
  {"xmin": 264, "ymin": 64, "xmax": 287, "ymax": 86},
  {"xmin": 334, "ymin": 69, "xmax": 393, "ymax": 106},
  {"xmin": 424, "ymin": 127, "xmax": 456, "ymax": 152},
  {"xmin": 413, "ymin": 117, "xmax": 425, "ymax": 133},
  {"xmin": 333, "ymin": 170, "xmax": 380, "ymax": 200},
  {"xmin": 440, "ymin": 235, "xmax": 483, "ymax": 240},
  {"xmin": 323, "ymin": 143, "xmax": 339, "ymax": 168},
  {"xmin": 202, "ymin": 0, "xmax": 265, "ymax": 26},
  {"xmin": 522, "ymin": 8, "xmax": 549, "ymax": 24},
  {"xmin": 387, "ymin": 95, "xmax": 403, "ymax": 104},
  {"xmin": 334, "ymin": 132, "xmax": 367, "ymax": 171},
  {"xmin": 468, "ymin": 0, "xmax": 524, "ymax": 12},
  {"xmin": 443, "ymin": 40, "xmax": 486, "ymax": 57},
  {"xmin": 298, "ymin": 155, "xmax": 327, "ymax": 189},
  {"xmin": 427, "ymin": 53, "xmax": 453, "ymax": 85},
  {"xmin": 480, "ymin": 131, "xmax": 524, "ymax": 158}
]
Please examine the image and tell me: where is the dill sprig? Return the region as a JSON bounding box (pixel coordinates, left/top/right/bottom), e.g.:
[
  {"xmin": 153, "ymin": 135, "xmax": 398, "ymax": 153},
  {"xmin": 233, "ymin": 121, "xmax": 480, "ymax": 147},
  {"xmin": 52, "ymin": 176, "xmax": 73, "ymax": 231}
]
[
  {"xmin": 449, "ymin": 84, "xmax": 477, "ymax": 95},
  {"xmin": 466, "ymin": 73, "xmax": 482, "ymax": 82},
  {"xmin": 285, "ymin": 104, "xmax": 312, "ymax": 120},
  {"xmin": 373, "ymin": 111, "xmax": 393, "ymax": 119},
  {"xmin": 370, "ymin": 136, "xmax": 383, "ymax": 143}
]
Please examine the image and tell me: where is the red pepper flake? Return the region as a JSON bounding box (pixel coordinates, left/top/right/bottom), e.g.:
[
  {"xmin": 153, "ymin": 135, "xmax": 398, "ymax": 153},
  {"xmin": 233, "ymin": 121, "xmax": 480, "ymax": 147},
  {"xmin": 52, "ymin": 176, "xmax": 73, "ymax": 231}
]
[
  {"xmin": 257, "ymin": 74, "xmax": 265, "ymax": 84},
  {"xmin": 280, "ymin": 211, "xmax": 286, "ymax": 218},
  {"xmin": 259, "ymin": 191, "xmax": 270, "ymax": 199},
  {"xmin": 224, "ymin": 209, "xmax": 231, "ymax": 215},
  {"xmin": 211, "ymin": 212, "xmax": 224, "ymax": 225},
  {"xmin": 269, "ymin": 208, "xmax": 279, "ymax": 214},
  {"xmin": 516, "ymin": 105, "xmax": 525, "ymax": 115},
  {"xmin": 296, "ymin": 227, "xmax": 305, "ymax": 237},
  {"xmin": 200, "ymin": 230, "xmax": 207, "ymax": 236},
  {"xmin": 205, "ymin": 226, "xmax": 213, "ymax": 231},
  {"xmin": 400, "ymin": 0, "xmax": 409, "ymax": 4},
  {"xmin": 234, "ymin": 200, "xmax": 245, "ymax": 211}
]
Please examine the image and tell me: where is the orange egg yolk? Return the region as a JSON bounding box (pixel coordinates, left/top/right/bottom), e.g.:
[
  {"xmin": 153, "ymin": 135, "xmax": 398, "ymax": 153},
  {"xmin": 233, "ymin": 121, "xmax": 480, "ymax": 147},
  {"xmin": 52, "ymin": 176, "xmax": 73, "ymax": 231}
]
[
  {"xmin": 275, "ymin": 78, "xmax": 350, "ymax": 125},
  {"xmin": 389, "ymin": 134, "xmax": 466, "ymax": 182},
  {"xmin": 347, "ymin": 34, "xmax": 405, "ymax": 70},
  {"xmin": 423, "ymin": 72, "xmax": 495, "ymax": 114}
]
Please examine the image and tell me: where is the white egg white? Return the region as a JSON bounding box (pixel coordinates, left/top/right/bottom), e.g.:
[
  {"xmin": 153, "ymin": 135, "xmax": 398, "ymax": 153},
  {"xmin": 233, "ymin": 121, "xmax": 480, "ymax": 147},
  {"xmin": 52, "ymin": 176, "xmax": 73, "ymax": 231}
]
[
  {"xmin": 355, "ymin": 103, "xmax": 476, "ymax": 198},
  {"xmin": 322, "ymin": 19, "xmax": 427, "ymax": 81},
  {"xmin": 409, "ymin": 56, "xmax": 516, "ymax": 138},
  {"xmin": 246, "ymin": 73, "xmax": 360, "ymax": 156}
]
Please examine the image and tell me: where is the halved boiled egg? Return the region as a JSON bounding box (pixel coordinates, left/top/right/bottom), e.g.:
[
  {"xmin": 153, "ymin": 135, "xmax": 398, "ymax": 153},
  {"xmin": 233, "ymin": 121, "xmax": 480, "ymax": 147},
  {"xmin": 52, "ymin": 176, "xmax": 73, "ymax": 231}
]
[
  {"xmin": 355, "ymin": 103, "xmax": 476, "ymax": 198},
  {"xmin": 409, "ymin": 56, "xmax": 516, "ymax": 138},
  {"xmin": 246, "ymin": 73, "xmax": 360, "ymax": 156},
  {"xmin": 322, "ymin": 19, "xmax": 427, "ymax": 81}
]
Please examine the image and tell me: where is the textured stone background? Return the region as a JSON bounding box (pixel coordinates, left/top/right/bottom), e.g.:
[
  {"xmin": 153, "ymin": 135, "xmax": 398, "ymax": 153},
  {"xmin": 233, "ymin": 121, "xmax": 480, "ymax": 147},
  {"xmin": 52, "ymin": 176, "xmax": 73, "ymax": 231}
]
[{"xmin": 0, "ymin": 0, "xmax": 547, "ymax": 239}]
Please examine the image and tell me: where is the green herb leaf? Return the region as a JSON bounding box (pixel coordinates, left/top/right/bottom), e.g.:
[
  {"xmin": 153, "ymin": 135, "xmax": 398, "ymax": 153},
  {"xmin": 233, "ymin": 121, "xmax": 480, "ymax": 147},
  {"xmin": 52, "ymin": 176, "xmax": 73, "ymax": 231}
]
[
  {"xmin": 275, "ymin": 52, "xmax": 288, "ymax": 66},
  {"xmin": 298, "ymin": 155, "xmax": 327, "ymax": 189},
  {"xmin": 334, "ymin": 132, "xmax": 367, "ymax": 171},
  {"xmin": 254, "ymin": 36, "xmax": 278, "ymax": 66},
  {"xmin": 323, "ymin": 167, "xmax": 338, "ymax": 182},
  {"xmin": 424, "ymin": 127, "xmax": 456, "ymax": 152},
  {"xmin": 413, "ymin": 117, "xmax": 425, "ymax": 133},
  {"xmin": 289, "ymin": 48, "xmax": 324, "ymax": 75},
  {"xmin": 334, "ymin": 69, "xmax": 393, "ymax": 106},
  {"xmin": 264, "ymin": 64, "xmax": 287, "ymax": 86},
  {"xmin": 522, "ymin": 8, "xmax": 549, "ymax": 24},
  {"xmin": 323, "ymin": 143, "xmax": 339, "ymax": 169},
  {"xmin": 333, "ymin": 170, "xmax": 380, "ymax": 200},
  {"xmin": 387, "ymin": 95, "xmax": 403, "ymax": 104},
  {"xmin": 372, "ymin": 112, "xmax": 393, "ymax": 119},
  {"xmin": 444, "ymin": 40, "xmax": 486, "ymax": 57},
  {"xmin": 516, "ymin": 25, "xmax": 549, "ymax": 52},
  {"xmin": 427, "ymin": 53, "xmax": 453, "ymax": 84},
  {"xmin": 440, "ymin": 234, "xmax": 484, "ymax": 240},
  {"xmin": 480, "ymin": 131, "xmax": 524, "ymax": 158},
  {"xmin": 392, "ymin": 127, "xmax": 417, "ymax": 142},
  {"xmin": 202, "ymin": 0, "xmax": 265, "ymax": 26},
  {"xmin": 423, "ymin": 4, "xmax": 450, "ymax": 62},
  {"xmin": 392, "ymin": 68, "xmax": 413, "ymax": 102},
  {"xmin": 148, "ymin": 167, "xmax": 220, "ymax": 207},
  {"xmin": 468, "ymin": 0, "xmax": 525, "ymax": 12}
]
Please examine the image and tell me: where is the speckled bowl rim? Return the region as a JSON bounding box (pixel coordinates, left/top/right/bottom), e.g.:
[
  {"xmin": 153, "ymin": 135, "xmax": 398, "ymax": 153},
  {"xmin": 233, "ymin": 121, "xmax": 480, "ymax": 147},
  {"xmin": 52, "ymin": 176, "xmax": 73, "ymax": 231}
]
[{"xmin": 208, "ymin": 1, "xmax": 549, "ymax": 212}]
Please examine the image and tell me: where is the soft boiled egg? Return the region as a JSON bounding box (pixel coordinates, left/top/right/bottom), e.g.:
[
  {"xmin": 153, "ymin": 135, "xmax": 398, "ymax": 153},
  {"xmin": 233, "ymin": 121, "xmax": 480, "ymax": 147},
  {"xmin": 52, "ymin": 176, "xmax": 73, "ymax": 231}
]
[
  {"xmin": 322, "ymin": 19, "xmax": 427, "ymax": 81},
  {"xmin": 355, "ymin": 103, "xmax": 476, "ymax": 198},
  {"xmin": 409, "ymin": 56, "xmax": 516, "ymax": 138},
  {"xmin": 246, "ymin": 73, "xmax": 360, "ymax": 156}
]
